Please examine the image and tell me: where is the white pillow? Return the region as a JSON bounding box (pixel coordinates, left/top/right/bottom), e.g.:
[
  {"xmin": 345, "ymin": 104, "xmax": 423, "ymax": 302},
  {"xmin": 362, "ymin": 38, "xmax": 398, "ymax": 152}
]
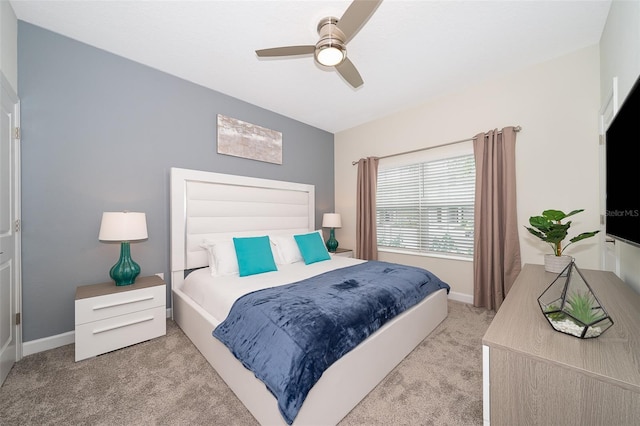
[
  {"xmin": 270, "ymin": 234, "xmax": 303, "ymax": 264},
  {"xmin": 268, "ymin": 239, "xmax": 286, "ymax": 265},
  {"xmin": 200, "ymin": 240, "xmax": 239, "ymax": 277},
  {"xmin": 270, "ymin": 230, "xmax": 324, "ymax": 264}
]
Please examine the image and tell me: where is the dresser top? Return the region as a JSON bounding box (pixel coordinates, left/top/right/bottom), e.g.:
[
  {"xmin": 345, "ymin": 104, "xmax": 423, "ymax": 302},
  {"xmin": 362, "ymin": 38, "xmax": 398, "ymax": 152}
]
[
  {"xmin": 483, "ymin": 264, "xmax": 640, "ymax": 392},
  {"xmin": 75, "ymin": 275, "xmax": 165, "ymax": 300}
]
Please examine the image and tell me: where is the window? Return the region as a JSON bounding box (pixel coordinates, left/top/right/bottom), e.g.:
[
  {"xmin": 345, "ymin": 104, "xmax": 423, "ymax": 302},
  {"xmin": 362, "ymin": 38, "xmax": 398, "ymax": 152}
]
[{"xmin": 376, "ymin": 153, "xmax": 475, "ymax": 258}]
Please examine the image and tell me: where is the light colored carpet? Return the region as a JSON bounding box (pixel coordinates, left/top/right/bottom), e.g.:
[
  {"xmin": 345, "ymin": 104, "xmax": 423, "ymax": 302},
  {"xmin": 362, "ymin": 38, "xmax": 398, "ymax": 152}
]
[{"xmin": 0, "ymin": 300, "xmax": 494, "ymax": 425}]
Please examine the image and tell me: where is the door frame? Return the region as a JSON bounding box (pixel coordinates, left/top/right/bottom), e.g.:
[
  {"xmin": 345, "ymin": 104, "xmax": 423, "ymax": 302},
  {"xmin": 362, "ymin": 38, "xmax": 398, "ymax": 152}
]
[{"xmin": 598, "ymin": 76, "xmax": 618, "ymax": 274}]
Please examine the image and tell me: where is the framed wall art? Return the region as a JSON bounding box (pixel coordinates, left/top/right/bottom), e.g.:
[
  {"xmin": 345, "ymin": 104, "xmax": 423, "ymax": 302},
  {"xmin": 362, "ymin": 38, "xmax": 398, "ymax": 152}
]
[{"xmin": 217, "ymin": 114, "xmax": 282, "ymax": 164}]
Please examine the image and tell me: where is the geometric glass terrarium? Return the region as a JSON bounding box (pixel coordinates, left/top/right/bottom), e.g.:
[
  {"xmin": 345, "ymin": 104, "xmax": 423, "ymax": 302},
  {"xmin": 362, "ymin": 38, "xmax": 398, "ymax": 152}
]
[{"xmin": 538, "ymin": 260, "xmax": 614, "ymax": 339}]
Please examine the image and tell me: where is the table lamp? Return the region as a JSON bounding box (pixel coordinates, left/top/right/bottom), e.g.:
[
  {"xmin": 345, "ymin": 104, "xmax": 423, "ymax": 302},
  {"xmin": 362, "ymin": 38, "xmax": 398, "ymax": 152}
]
[
  {"xmin": 99, "ymin": 211, "xmax": 148, "ymax": 286},
  {"xmin": 322, "ymin": 213, "xmax": 342, "ymax": 252}
]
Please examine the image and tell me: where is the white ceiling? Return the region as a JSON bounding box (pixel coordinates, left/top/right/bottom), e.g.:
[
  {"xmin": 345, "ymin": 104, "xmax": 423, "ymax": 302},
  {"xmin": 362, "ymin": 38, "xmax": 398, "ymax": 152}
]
[{"xmin": 10, "ymin": 0, "xmax": 612, "ymax": 133}]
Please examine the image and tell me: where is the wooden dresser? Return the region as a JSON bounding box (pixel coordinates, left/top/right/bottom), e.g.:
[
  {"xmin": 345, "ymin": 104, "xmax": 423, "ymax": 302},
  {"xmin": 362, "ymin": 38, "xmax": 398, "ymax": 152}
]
[{"xmin": 482, "ymin": 264, "xmax": 640, "ymax": 425}]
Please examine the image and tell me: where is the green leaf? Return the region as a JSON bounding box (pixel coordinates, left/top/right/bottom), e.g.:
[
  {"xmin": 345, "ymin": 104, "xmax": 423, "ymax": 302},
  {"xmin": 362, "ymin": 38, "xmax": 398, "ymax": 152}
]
[
  {"xmin": 545, "ymin": 226, "xmax": 569, "ymax": 244},
  {"xmin": 542, "ymin": 209, "xmax": 568, "ymax": 222},
  {"xmin": 569, "ymin": 230, "xmax": 600, "ymax": 244},
  {"xmin": 563, "ymin": 209, "xmax": 585, "ymax": 219},
  {"xmin": 529, "ymin": 216, "xmax": 553, "ymax": 231},
  {"xmin": 525, "ymin": 227, "xmax": 546, "ymax": 240},
  {"xmin": 542, "ymin": 209, "xmax": 584, "ymax": 222}
]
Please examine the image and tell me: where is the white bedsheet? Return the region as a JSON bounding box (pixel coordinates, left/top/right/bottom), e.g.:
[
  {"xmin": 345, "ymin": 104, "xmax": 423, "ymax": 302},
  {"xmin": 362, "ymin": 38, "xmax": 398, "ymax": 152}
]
[{"xmin": 181, "ymin": 256, "xmax": 365, "ymax": 325}]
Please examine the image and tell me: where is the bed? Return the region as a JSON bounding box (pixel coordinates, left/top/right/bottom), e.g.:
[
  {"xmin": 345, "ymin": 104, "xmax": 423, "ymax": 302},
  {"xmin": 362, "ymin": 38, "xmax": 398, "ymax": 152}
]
[{"xmin": 170, "ymin": 167, "xmax": 450, "ymax": 425}]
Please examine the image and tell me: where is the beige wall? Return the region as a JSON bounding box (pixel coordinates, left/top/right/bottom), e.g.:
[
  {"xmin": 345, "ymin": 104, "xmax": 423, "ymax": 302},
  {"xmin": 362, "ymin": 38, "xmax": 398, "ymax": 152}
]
[
  {"xmin": 335, "ymin": 46, "xmax": 601, "ymax": 302},
  {"xmin": 1, "ymin": 0, "xmax": 18, "ymax": 91},
  {"xmin": 599, "ymin": 0, "xmax": 640, "ymax": 294}
]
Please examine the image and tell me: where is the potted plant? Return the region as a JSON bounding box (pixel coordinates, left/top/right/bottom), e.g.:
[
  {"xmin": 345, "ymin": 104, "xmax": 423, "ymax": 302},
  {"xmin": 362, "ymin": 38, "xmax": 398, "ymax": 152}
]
[{"xmin": 525, "ymin": 209, "xmax": 600, "ymax": 273}]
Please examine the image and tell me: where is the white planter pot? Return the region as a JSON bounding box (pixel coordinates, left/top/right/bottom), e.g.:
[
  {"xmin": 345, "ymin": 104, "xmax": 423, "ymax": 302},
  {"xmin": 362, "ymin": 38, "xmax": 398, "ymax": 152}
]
[{"xmin": 544, "ymin": 254, "xmax": 573, "ymax": 275}]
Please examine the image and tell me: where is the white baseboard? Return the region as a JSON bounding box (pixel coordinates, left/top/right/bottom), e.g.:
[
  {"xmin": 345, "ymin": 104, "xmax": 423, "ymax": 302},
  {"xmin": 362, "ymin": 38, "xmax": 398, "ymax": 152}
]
[
  {"xmin": 22, "ymin": 308, "xmax": 174, "ymax": 357},
  {"xmin": 447, "ymin": 290, "xmax": 473, "ymax": 305},
  {"xmin": 23, "ymin": 330, "xmax": 75, "ymax": 357}
]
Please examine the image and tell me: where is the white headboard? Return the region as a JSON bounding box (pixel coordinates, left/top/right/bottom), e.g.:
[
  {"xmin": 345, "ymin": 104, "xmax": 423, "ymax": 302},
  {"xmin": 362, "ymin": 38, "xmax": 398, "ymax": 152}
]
[{"xmin": 170, "ymin": 168, "xmax": 315, "ymax": 286}]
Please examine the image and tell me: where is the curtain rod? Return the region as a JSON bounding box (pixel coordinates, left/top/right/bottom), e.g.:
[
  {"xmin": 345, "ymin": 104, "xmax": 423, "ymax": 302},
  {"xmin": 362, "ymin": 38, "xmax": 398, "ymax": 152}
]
[{"xmin": 351, "ymin": 125, "xmax": 521, "ymax": 165}]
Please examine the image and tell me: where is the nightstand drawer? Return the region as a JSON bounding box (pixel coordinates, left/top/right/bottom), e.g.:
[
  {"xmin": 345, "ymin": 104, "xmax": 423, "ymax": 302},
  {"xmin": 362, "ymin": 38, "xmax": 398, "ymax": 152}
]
[
  {"xmin": 75, "ymin": 285, "xmax": 165, "ymax": 325},
  {"xmin": 75, "ymin": 305, "xmax": 166, "ymax": 361}
]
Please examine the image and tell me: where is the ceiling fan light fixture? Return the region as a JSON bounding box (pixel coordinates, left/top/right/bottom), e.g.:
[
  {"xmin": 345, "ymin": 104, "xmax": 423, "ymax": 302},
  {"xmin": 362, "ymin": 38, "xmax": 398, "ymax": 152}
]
[{"xmin": 316, "ymin": 43, "xmax": 345, "ymax": 67}]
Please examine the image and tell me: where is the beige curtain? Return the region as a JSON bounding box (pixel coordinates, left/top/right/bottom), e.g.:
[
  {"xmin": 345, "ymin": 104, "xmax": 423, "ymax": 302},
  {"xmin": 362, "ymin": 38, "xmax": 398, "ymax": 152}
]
[
  {"xmin": 473, "ymin": 127, "xmax": 521, "ymax": 310},
  {"xmin": 356, "ymin": 157, "xmax": 379, "ymax": 260}
]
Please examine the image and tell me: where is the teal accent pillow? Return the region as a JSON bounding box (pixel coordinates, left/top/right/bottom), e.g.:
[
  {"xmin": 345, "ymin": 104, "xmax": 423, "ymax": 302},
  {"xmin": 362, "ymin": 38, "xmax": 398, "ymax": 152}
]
[
  {"xmin": 294, "ymin": 232, "xmax": 331, "ymax": 265},
  {"xmin": 233, "ymin": 236, "xmax": 278, "ymax": 277}
]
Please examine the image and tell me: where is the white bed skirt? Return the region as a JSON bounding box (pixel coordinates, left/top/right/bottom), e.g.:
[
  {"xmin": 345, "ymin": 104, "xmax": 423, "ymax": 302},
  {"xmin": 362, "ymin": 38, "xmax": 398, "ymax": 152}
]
[{"xmin": 172, "ymin": 282, "xmax": 448, "ymax": 426}]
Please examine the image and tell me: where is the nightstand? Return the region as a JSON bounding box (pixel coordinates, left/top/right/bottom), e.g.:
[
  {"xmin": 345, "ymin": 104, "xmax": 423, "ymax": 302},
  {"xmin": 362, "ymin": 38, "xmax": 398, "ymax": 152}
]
[
  {"xmin": 75, "ymin": 275, "xmax": 166, "ymax": 361},
  {"xmin": 331, "ymin": 248, "xmax": 354, "ymax": 258}
]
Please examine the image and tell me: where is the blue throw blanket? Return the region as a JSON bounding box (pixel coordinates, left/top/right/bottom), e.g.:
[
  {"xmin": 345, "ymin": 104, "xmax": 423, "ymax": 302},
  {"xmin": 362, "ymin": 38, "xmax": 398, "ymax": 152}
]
[{"xmin": 212, "ymin": 261, "xmax": 450, "ymax": 424}]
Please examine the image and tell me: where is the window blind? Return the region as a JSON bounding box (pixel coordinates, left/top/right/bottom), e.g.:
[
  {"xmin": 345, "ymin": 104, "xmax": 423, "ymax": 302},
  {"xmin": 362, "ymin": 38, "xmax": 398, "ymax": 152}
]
[{"xmin": 376, "ymin": 154, "xmax": 475, "ymax": 257}]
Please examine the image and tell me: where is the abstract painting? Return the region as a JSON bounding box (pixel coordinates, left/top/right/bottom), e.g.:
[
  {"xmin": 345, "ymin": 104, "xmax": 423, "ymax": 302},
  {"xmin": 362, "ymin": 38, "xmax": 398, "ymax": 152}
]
[{"xmin": 217, "ymin": 114, "xmax": 282, "ymax": 164}]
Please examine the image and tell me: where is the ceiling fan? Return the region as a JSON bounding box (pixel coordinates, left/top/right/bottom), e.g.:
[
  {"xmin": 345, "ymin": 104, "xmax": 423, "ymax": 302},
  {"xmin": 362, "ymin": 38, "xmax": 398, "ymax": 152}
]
[{"xmin": 255, "ymin": 0, "xmax": 383, "ymax": 89}]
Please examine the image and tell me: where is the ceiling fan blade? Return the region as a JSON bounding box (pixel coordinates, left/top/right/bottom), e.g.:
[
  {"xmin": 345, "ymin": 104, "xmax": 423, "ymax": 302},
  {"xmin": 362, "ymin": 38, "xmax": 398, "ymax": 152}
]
[
  {"xmin": 335, "ymin": 58, "xmax": 363, "ymax": 88},
  {"xmin": 255, "ymin": 45, "xmax": 315, "ymax": 57},
  {"xmin": 336, "ymin": 0, "xmax": 383, "ymax": 43}
]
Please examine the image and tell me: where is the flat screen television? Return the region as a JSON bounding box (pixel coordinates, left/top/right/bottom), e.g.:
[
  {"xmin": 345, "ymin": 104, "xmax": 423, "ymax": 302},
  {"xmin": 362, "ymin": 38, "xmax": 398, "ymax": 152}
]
[{"xmin": 605, "ymin": 73, "xmax": 640, "ymax": 247}]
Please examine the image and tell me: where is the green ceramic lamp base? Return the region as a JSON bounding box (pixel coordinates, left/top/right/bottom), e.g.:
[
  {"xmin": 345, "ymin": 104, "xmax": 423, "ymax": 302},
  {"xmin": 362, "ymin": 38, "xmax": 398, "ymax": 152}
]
[
  {"xmin": 110, "ymin": 241, "xmax": 141, "ymax": 286},
  {"xmin": 326, "ymin": 228, "xmax": 339, "ymax": 253}
]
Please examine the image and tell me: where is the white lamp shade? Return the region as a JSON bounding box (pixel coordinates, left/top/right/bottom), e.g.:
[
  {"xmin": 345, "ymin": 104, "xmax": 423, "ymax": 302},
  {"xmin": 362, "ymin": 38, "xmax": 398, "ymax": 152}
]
[
  {"xmin": 99, "ymin": 212, "xmax": 148, "ymax": 241},
  {"xmin": 322, "ymin": 213, "xmax": 342, "ymax": 228}
]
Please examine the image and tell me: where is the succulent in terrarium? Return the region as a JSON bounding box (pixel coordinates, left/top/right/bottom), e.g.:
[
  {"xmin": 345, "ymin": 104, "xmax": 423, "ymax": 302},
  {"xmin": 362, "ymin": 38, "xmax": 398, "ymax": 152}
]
[{"xmin": 565, "ymin": 291, "xmax": 604, "ymax": 326}]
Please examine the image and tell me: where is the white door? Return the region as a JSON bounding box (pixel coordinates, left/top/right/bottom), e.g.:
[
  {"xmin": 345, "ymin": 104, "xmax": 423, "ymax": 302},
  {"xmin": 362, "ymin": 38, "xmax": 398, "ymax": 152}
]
[
  {"xmin": 0, "ymin": 74, "xmax": 21, "ymax": 385},
  {"xmin": 599, "ymin": 77, "xmax": 618, "ymax": 274}
]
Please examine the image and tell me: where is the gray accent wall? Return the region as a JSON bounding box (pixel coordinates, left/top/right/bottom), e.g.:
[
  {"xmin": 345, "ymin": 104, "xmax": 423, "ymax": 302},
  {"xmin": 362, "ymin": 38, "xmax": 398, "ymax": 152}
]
[{"xmin": 18, "ymin": 22, "xmax": 334, "ymax": 342}]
